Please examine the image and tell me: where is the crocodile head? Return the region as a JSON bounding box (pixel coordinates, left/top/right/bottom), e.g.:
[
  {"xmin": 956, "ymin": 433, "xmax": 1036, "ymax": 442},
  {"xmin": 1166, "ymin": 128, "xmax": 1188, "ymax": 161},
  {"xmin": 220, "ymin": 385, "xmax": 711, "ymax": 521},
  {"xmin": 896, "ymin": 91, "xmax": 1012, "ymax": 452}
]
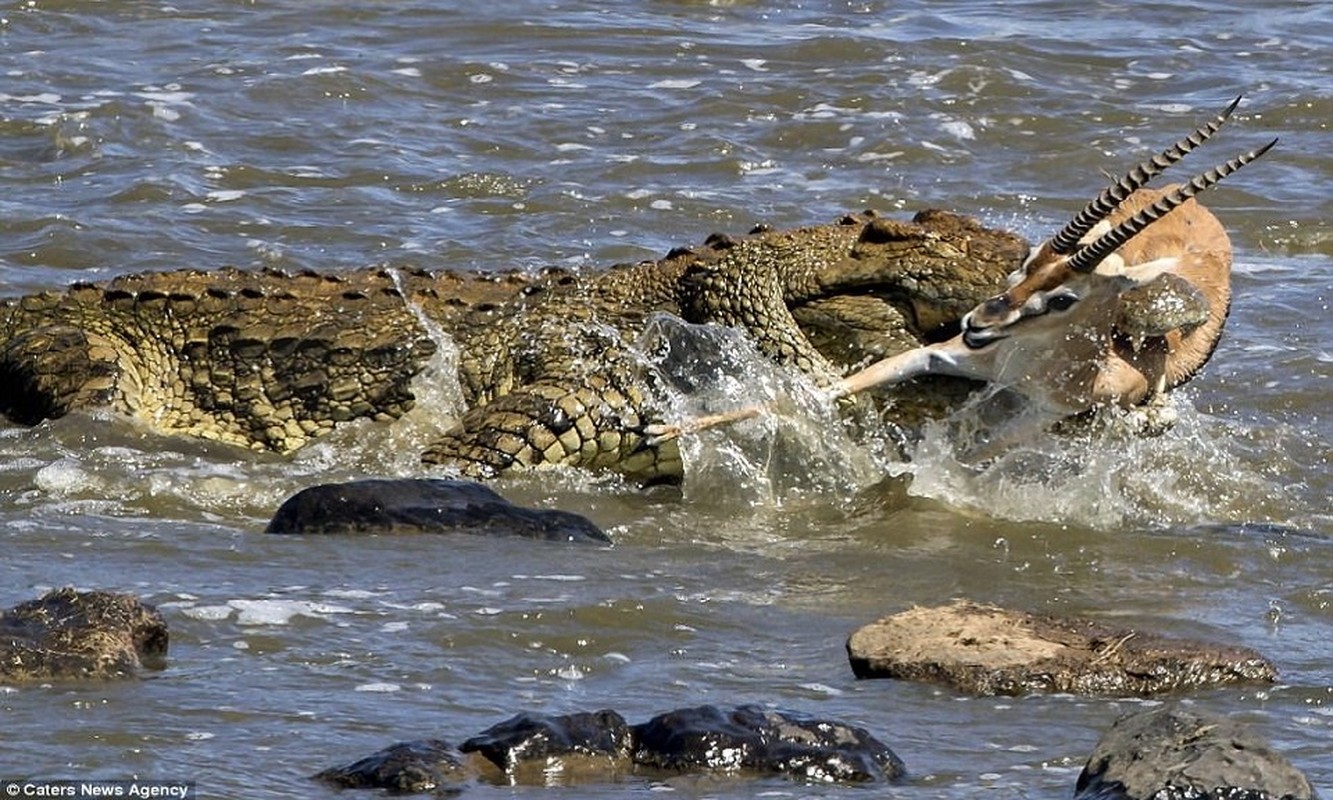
[{"xmin": 809, "ymin": 209, "xmax": 1032, "ymax": 343}]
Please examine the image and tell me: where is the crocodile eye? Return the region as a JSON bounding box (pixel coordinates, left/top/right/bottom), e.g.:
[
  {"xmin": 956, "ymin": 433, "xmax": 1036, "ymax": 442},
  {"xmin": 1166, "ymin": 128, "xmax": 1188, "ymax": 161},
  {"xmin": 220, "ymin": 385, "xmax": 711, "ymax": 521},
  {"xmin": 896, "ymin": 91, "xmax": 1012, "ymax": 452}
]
[{"xmin": 1046, "ymin": 293, "xmax": 1078, "ymax": 312}]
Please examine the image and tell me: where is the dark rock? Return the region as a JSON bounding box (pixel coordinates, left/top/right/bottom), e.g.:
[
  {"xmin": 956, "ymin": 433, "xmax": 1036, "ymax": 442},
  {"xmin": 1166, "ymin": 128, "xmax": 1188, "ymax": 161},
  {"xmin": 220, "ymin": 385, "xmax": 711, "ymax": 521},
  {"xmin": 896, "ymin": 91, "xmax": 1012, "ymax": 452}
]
[
  {"xmin": 317, "ymin": 705, "xmax": 906, "ymax": 793},
  {"xmin": 630, "ymin": 704, "xmax": 906, "ymax": 783},
  {"xmin": 313, "ymin": 739, "xmax": 468, "ymax": 794},
  {"xmin": 0, "ymin": 587, "xmax": 168, "ymax": 681},
  {"xmin": 265, "ymin": 478, "xmax": 611, "ymax": 543},
  {"xmin": 460, "ymin": 709, "xmax": 633, "ymax": 773},
  {"xmin": 847, "ymin": 600, "xmax": 1276, "ymax": 696},
  {"xmin": 1074, "ymin": 706, "xmax": 1318, "ymax": 800}
]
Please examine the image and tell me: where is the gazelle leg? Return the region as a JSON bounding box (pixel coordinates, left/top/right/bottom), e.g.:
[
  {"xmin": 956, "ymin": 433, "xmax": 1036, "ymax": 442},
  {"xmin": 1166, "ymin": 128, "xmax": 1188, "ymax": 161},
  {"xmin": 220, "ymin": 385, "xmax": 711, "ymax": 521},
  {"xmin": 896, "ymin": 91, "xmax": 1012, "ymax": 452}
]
[
  {"xmin": 828, "ymin": 341, "xmax": 965, "ymax": 398},
  {"xmin": 641, "ymin": 403, "xmax": 766, "ymax": 445},
  {"xmin": 642, "ymin": 340, "xmax": 968, "ymax": 445}
]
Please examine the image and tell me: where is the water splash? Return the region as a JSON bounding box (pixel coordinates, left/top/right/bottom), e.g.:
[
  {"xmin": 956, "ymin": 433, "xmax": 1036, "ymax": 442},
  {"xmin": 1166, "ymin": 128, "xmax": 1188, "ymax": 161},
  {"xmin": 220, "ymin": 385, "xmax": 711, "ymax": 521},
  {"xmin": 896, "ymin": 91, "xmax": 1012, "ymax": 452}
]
[
  {"xmin": 901, "ymin": 392, "xmax": 1299, "ymax": 531},
  {"xmin": 387, "ymin": 267, "xmax": 468, "ymax": 420},
  {"xmin": 636, "ymin": 314, "xmax": 883, "ymax": 509},
  {"xmin": 315, "ymin": 267, "xmax": 474, "ymax": 473}
]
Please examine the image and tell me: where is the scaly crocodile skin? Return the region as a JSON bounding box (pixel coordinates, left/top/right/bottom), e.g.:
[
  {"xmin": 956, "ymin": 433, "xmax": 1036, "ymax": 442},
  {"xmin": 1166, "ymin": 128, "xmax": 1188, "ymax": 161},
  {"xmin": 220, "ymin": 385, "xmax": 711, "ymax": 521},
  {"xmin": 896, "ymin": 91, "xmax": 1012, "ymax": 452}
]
[{"xmin": 2, "ymin": 209, "xmax": 1039, "ymax": 481}]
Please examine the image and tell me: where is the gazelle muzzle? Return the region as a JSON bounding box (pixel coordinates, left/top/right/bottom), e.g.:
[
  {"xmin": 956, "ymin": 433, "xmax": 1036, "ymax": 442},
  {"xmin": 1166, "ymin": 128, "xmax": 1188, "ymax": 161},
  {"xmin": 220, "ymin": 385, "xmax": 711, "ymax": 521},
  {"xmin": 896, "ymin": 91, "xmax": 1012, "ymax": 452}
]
[{"xmin": 961, "ymin": 295, "xmax": 1020, "ymax": 349}]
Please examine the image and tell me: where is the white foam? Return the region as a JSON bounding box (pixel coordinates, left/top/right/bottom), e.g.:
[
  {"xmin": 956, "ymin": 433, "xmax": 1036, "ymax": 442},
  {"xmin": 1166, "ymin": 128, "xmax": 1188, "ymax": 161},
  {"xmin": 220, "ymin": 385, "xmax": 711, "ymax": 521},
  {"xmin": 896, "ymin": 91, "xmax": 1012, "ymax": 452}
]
[
  {"xmin": 323, "ymin": 588, "xmax": 383, "ymax": 600},
  {"xmin": 939, "ymin": 118, "xmax": 976, "ymax": 140},
  {"xmin": 799, "ymin": 682, "xmax": 843, "ymax": 695},
  {"xmin": 134, "ymin": 89, "xmax": 193, "ymax": 104},
  {"xmin": 180, "ymin": 604, "xmax": 233, "ymax": 621},
  {"xmin": 649, "ymin": 79, "xmax": 701, "ymax": 90},
  {"xmin": 354, "ymin": 682, "xmax": 401, "ymax": 693},
  {"xmin": 229, "ymin": 599, "xmax": 354, "ymax": 626},
  {"xmin": 34, "ymin": 459, "xmax": 99, "ymax": 496},
  {"xmin": 0, "ymin": 92, "xmax": 62, "ymax": 104}
]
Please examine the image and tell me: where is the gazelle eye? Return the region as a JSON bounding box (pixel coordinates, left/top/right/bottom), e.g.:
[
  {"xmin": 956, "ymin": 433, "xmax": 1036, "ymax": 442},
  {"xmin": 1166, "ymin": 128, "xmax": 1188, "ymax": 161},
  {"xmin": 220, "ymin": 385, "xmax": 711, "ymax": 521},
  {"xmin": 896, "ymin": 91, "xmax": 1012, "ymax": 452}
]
[{"xmin": 1046, "ymin": 293, "xmax": 1079, "ymax": 312}]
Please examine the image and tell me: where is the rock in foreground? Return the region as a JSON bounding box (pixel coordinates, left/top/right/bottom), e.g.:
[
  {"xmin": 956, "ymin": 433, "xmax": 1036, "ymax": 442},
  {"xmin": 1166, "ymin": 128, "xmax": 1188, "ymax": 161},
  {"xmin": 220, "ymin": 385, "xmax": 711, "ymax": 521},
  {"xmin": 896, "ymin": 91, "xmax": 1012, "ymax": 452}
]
[
  {"xmin": 316, "ymin": 705, "xmax": 905, "ymax": 793},
  {"xmin": 312, "ymin": 739, "xmax": 467, "ymax": 794},
  {"xmin": 461, "ymin": 709, "xmax": 634, "ymax": 779},
  {"xmin": 631, "ymin": 704, "xmax": 906, "ymax": 783},
  {"xmin": 265, "ymin": 478, "xmax": 611, "ymax": 543},
  {"xmin": 1074, "ymin": 706, "xmax": 1318, "ymax": 800},
  {"xmin": 847, "ymin": 600, "xmax": 1275, "ymax": 696},
  {"xmin": 0, "ymin": 588, "xmax": 168, "ymax": 682}
]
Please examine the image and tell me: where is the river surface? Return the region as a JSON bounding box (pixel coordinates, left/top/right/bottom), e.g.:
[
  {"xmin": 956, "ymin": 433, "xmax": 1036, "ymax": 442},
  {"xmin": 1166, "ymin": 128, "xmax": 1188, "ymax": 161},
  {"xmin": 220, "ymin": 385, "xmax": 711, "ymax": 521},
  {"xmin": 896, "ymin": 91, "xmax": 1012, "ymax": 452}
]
[{"xmin": 0, "ymin": 1, "xmax": 1329, "ymax": 797}]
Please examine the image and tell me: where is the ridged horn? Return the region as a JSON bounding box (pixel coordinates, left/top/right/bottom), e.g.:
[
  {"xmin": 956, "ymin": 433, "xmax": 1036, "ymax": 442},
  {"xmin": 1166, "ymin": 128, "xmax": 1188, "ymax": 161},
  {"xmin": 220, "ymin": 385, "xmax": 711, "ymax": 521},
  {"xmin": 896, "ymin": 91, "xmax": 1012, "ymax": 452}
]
[
  {"xmin": 1047, "ymin": 96, "xmax": 1243, "ymax": 255},
  {"xmin": 1065, "ymin": 137, "xmax": 1278, "ymax": 273}
]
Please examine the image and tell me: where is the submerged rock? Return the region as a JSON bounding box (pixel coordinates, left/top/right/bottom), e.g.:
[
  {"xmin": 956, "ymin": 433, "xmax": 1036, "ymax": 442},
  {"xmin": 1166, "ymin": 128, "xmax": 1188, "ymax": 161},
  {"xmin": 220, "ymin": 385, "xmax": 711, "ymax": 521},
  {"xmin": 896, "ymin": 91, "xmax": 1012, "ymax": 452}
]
[
  {"xmin": 265, "ymin": 478, "xmax": 611, "ymax": 543},
  {"xmin": 847, "ymin": 600, "xmax": 1275, "ymax": 696},
  {"xmin": 1074, "ymin": 706, "xmax": 1318, "ymax": 800},
  {"xmin": 316, "ymin": 704, "xmax": 906, "ymax": 793},
  {"xmin": 0, "ymin": 588, "xmax": 168, "ymax": 682},
  {"xmin": 631, "ymin": 704, "xmax": 906, "ymax": 783},
  {"xmin": 314, "ymin": 739, "xmax": 469, "ymax": 794}
]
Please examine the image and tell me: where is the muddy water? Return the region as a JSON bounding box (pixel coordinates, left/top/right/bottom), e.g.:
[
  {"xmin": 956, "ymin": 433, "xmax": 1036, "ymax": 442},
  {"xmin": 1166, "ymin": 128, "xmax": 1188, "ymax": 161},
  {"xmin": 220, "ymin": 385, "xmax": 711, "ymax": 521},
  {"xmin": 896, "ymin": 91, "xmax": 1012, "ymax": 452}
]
[{"xmin": 0, "ymin": 1, "xmax": 1329, "ymax": 797}]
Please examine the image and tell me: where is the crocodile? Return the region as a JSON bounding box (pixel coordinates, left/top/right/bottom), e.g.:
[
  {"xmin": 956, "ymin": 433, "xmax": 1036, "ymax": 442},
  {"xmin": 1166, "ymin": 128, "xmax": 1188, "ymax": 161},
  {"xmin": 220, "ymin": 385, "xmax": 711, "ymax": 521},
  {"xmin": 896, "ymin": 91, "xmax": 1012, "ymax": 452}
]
[{"xmin": 0, "ymin": 208, "xmax": 1036, "ymax": 482}]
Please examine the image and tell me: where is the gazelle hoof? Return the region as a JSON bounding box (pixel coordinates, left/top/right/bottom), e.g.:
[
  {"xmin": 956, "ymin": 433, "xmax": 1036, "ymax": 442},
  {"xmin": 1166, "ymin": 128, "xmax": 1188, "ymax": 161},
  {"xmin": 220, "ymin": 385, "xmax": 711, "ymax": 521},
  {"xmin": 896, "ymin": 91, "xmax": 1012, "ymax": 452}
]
[{"xmin": 639, "ymin": 423, "xmax": 683, "ymax": 446}]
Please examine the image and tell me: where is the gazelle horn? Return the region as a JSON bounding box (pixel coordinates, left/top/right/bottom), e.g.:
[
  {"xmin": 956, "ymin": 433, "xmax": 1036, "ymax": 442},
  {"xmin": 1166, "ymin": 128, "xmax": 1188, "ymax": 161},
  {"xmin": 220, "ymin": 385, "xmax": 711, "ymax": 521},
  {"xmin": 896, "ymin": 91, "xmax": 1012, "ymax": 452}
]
[
  {"xmin": 1065, "ymin": 137, "xmax": 1278, "ymax": 273},
  {"xmin": 1046, "ymin": 96, "xmax": 1243, "ymax": 255}
]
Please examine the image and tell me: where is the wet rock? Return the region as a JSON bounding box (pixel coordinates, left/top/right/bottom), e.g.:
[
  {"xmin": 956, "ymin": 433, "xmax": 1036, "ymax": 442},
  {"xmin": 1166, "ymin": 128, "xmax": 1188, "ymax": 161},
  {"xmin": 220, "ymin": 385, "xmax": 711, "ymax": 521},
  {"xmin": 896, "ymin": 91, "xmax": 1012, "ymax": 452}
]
[
  {"xmin": 630, "ymin": 704, "xmax": 906, "ymax": 783},
  {"xmin": 265, "ymin": 478, "xmax": 611, "ymax": 543},
  {"xmin": 847, "ymin": 600, "xmax": 1275, "ymax": 696},
  {"xmin": 461, "ymin": 709, "xmax": 634, "ymax": 781},
  {"xmin": 1117, "ymin": 272, "xmax": 1213, "ymax": 339},
  {"xmin": 317, "ymin": 705, "xmax": 906, "ymax": 793},
  {"xmin": 0, "ymin": 587, "xmax": 168, "ymax": 681},
  {"xmin": 313, "ymin": 739, "xmax": 469, "ymax": 794},
  {"xmin": 1074, "ymin": 706, "xmax": 1318, "ymax": 800}
]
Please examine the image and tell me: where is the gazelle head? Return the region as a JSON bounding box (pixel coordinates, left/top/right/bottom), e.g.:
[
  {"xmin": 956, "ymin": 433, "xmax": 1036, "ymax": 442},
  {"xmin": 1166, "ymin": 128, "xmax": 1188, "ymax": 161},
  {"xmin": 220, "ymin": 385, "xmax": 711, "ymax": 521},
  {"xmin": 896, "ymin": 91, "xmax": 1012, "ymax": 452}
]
[
  {"xmin": 648, "ymin": 98, "xmax": 1278, "ymax": 450},
  {"xmin": 958, "ymin": 98, "xmax": 1276, "ymax": 358}
]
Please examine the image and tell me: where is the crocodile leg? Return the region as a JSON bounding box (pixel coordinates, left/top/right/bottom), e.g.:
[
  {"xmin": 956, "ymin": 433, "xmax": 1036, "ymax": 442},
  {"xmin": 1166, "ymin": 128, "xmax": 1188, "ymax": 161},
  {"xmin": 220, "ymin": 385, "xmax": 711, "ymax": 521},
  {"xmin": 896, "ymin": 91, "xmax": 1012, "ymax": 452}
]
[
  {"xmin": 420, "ymin": 378, "xmax": 683, "ymax": 485},
  {"xmin": 679, "ymin": 243, "xmax": 846, "ymax": 385}
]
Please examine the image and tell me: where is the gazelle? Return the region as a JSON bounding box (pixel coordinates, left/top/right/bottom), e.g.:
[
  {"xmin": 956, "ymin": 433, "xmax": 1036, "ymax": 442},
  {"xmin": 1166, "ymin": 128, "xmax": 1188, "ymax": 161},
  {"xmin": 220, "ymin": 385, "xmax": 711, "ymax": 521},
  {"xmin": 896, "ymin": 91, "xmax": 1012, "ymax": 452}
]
[{"xmin": 646, "ymin": 98, "xmax": 1276, "ymax": 450}]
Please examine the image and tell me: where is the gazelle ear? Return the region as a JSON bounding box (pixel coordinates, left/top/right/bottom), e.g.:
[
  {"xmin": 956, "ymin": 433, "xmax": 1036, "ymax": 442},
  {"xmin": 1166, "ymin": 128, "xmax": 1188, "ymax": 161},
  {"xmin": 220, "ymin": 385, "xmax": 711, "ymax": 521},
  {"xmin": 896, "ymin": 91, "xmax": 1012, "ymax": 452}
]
[{"xmin": 1115, "ymin": 256, "xmax": 1179, "ymax": 288}]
